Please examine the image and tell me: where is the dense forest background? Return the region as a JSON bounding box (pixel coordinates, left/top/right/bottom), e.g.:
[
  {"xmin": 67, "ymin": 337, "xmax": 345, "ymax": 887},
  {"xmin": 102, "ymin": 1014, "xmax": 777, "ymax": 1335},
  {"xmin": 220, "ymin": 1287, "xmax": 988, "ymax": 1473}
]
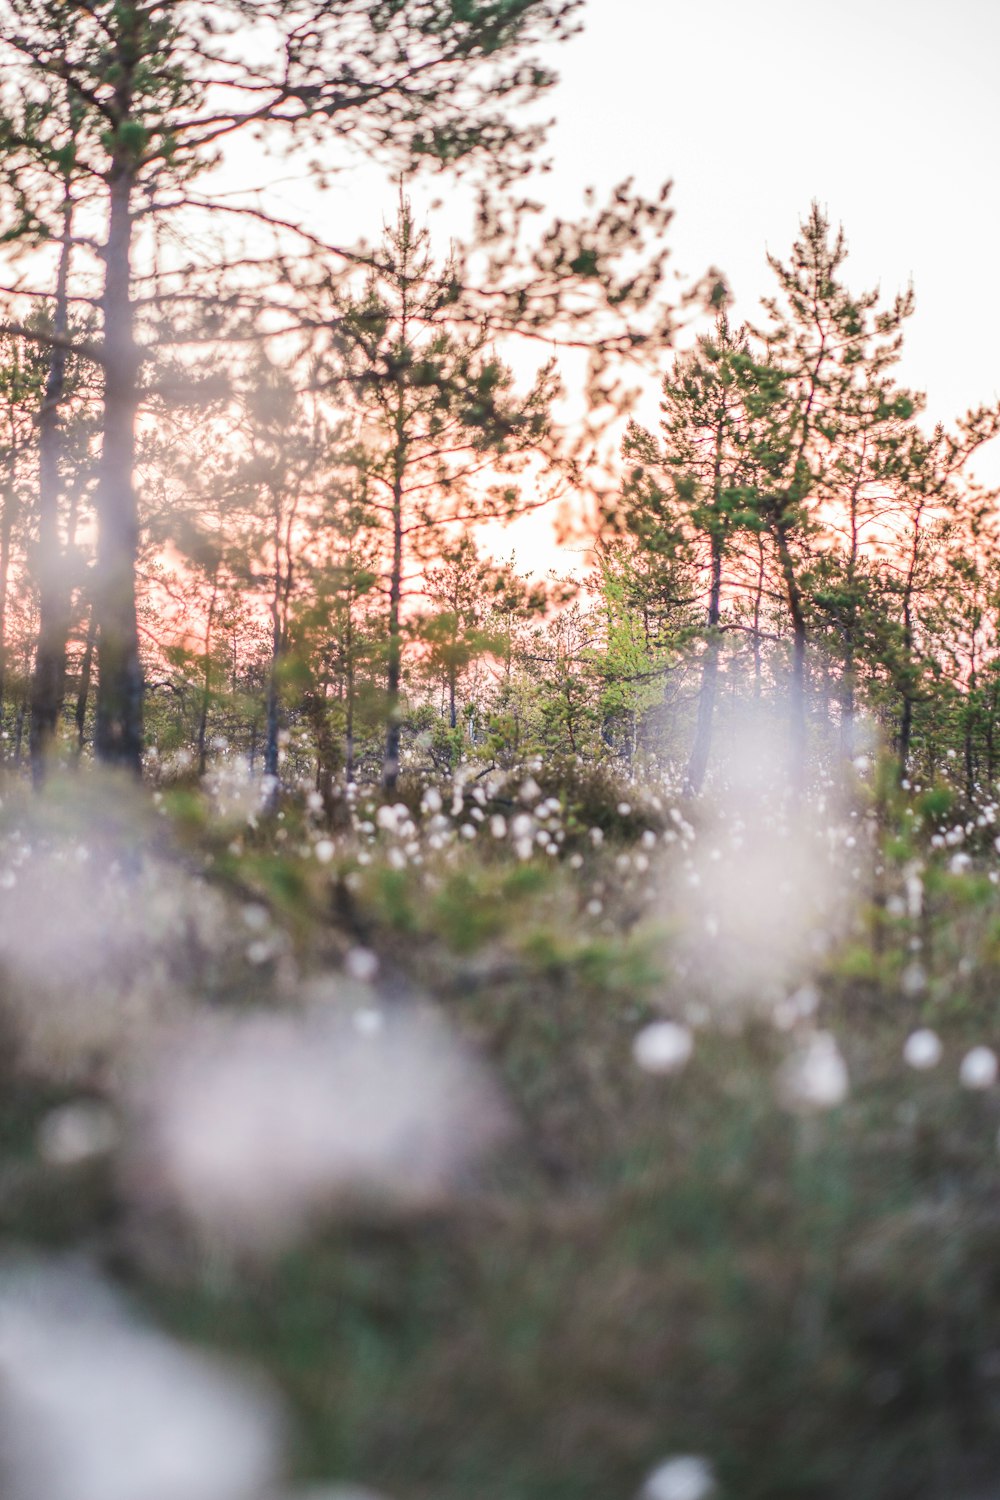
[
  {"xmin": 0, "ymin": 5, "xmax": 996, "ymax": 799},
  {"xmin": 4, "ymin": 7, "xmax": 1000, "ymax": 1500}
]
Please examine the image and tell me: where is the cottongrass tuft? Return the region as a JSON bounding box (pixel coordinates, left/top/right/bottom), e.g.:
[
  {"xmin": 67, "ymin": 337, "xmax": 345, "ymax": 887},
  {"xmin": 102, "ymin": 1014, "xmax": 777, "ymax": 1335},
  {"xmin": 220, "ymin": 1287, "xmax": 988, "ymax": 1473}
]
[
  {"xmin": 124, "ymin": 1006, "xmax": 509, "ymax": 1255},
  {"xmin": 637, "ymin": 1454, "xmax": 717, "ymax": 1500},
  {"xmin": 0, "ymin": 1258, "xmax": 285, "ymax": 1500}
]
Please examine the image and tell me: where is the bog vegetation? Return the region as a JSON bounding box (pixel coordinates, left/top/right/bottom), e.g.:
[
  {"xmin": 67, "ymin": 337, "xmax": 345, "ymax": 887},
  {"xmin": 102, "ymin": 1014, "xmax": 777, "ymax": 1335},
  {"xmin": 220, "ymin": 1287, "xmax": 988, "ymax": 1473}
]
[{"xmin": 1, "ymin": 5, "xmax": 1000, "ymax": 1500}]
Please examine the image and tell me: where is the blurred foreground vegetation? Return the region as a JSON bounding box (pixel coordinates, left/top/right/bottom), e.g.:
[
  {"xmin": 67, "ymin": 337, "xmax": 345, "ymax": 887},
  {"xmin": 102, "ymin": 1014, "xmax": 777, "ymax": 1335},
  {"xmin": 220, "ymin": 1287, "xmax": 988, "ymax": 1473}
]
[{"xmin": 4, "ymin": 757, "xmax": 1000, "ymax": 1500}]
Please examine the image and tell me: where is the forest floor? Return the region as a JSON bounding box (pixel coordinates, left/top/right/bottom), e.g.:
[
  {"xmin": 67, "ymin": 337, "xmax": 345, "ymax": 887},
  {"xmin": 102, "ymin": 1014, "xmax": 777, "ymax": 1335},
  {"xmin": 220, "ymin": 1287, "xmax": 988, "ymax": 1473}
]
[{"xmin": 2, "ymin": 756, "xmax": 1000, "ymax": 1500}]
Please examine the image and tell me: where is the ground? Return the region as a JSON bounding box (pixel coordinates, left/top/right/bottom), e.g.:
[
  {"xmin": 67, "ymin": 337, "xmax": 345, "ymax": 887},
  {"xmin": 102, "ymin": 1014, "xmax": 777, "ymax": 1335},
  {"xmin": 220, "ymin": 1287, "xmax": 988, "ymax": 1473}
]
[{"xmin": 2, "ymin": 757, "xmax": 1000, "ymax": 1500}]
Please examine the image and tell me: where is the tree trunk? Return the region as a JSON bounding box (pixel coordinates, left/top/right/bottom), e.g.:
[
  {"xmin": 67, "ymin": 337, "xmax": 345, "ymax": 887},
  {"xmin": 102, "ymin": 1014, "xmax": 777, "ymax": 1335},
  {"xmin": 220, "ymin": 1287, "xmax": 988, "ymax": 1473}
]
[
  {"xmin": 898, "ymin": 692, "xmax": 913, "ymax": 777},
  {"xmin": 753, "ymin": 536, "xmax": 765, "ymax": 699},
  {"xmin": 195, "ymin": 572, "xmax": 219, "ymax": 777},
  {"xmin": 839, "ymin": 645, "xmax": 855, "ymax": 764},
  {"xmin": 263, "ymin": 493, "xmax": 292, "ymax": 797},
  {"xmin": 94, "ymin": 167, "xmax": 144, "ymax": 772},
  {"xmin": 75, "ymin": 605, "xmax": 97, "ymax": 752},
  {"xmin": 30, "ymin": 186, "xmax": 74, "ymax": 784},
  {"xmin": 0, "ymin": 477, "xmax": 15, "ymax": 744},
  {"xmin": 344, "ymin": 619, "xmax": 356, "ymax": 784},
  {"xmin": 774, "ymin": 522, "xmax": 808, "ymax": 793},
  {"xmin": 381, "ymin": 473, "xmax": 404, "ymax": 791},
  {"xmin": 684, "ymin": 536, "xmax": 723, "ymax": 794},
  {"xmin": 264, "ymin": 644, "xmax": 280, "ymax": 782},
  {"xmin": 965, "ymin": 661, "xmax": 977, "ymax": 802}
]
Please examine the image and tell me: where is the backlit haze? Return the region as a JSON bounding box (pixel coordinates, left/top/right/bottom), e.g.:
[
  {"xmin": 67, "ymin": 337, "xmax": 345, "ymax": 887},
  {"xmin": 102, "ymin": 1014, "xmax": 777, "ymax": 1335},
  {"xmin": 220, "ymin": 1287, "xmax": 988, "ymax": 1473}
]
[{"xmin": 206, "ymin": 0, "xmax": 1000, "ymax": 575}]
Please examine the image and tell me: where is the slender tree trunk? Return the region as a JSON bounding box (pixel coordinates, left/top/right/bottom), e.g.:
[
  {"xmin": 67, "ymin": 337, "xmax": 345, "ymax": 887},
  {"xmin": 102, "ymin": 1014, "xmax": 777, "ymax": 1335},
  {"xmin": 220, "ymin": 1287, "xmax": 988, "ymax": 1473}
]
[
  {"xmin": 840, "ymin": 645, "xmax": 855, "ymax": 763},
  {"xmin": 94, "ymin": 166, "xmax": 144, "ymax": 772},
  {"xmin": 13, "ymin": 693, "xmax": 25, "ymax": 766},
  {"xmin": 381, "ymin": 472, "xmax": 404, "ymax": 791},
  {"xmin": 684, "ymin": 535, "xmax": 723, "ymax": 794},
  {"xmin": 897, "ymin": 590, "xmax": 915, "ymax": 776},
  {"xmin": 30, "ymin": 186, "xmax": 74, "ymax": 785},
  {"xmin": 898, "ymin": 693, "xmax": 913, "ymax": 776},
  {"xmin": 987, "ymin": 679, "xmax": 999, "ymax": 784},
  {"xmin": 965, "ymin": 650, "xmax": 977, "ymax": 802},
  {"xmin": 0, "ymin": 477, "xmax": 15, "ymax": 743},
  {"xmin": 752, "ymin": 533, "xmax": 765, "ymax": 699},
  {"xmin": 75, "ymin": 605, "xmax": 97, "ymax": 752},
  {"xmin": 774, "ymin": 521, "xmax": 808, "ymax": 792},
  {"xmin": 196, "ymin": 572, "xmax": 219, "ymax": 777},
  {"xmin": 264, "ymin": 633, "xmax": 281, "ymax": 782},
  {"xmin": 344, "ymin": 610, "xmax": 356, "ymax": 783},
  {"xmin": 264, "ymin": 500, "xmax": 284, "ymax": 785},
  {"xmin": 839, "ymin": 468, "xmax": 863, "ymax": 767}
]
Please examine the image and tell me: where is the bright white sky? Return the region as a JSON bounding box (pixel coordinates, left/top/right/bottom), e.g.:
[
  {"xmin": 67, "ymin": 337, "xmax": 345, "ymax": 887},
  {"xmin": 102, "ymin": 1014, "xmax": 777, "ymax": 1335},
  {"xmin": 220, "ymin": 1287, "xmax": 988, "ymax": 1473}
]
[
  {"xmin": 217, "ymin": 0, "xmax": 1000, "ymax": 571},
  {"xmin": 546, "ymin": 0, "xmax": 1000, "ymax": 434}
]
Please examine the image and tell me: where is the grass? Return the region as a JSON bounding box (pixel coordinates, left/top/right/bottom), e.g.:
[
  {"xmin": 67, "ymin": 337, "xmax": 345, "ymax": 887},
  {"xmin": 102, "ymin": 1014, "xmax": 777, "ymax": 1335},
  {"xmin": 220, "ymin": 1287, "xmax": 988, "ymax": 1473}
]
[{"xmin": 4, "ymin": 769, "xmax": 1000, "ymax": 1498}]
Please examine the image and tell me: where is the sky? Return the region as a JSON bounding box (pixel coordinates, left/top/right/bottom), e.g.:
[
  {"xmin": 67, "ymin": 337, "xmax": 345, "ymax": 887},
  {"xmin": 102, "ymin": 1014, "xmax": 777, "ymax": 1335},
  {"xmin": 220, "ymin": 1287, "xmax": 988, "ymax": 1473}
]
[
  {"xmin": 544, "ymin": 0, "xmax": 1000, "ymax": 434},
  {"xmin": 215, "ymin": 0, "xmax": 1000, "ymax": 572}
]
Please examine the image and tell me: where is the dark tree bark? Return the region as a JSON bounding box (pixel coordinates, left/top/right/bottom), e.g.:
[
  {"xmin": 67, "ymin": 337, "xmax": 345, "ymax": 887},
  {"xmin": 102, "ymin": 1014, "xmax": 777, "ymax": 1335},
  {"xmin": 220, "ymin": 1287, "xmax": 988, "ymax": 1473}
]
[
  {"xmin": 29, "ymin": 184, "xmax": 74, "ymax": 784},
  {"xmin": 381, "ymin": 467, "xmax": 405, "ymax": 792},
  {"xmin": 93, "ymin": 165, "xmax": 144, "ymax": 773},
  {"xmin": 75, "ymin": 605, "xmax": 97, "ymax": 753},
  {"xmin": 684, "ymin": 534, "xmax": 723, "ymax": 795}
]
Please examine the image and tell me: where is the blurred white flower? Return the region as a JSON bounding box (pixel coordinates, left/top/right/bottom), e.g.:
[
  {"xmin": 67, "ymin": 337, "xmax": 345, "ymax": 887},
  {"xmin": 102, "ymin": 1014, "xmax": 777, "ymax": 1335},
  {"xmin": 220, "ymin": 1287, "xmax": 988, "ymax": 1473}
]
[
  {"xmin": 247, "ymin": 939, "xmax": 277, "ymax": 966},
  {"xmin": 903, "ymin": 1029, "xmax": 943, "ymax": 1070},
  {"xmin": 345, "ymin": 948, "xmax": 378, "ymax": 983},
  {"xmin": 315, "ymin": 839, "xmax": 335, "ymax": 864},
  {"xmin": 778, "ymin": 1031, "xmax": 849, "ymax": 1112},
  {"xmin": 36, "ymin": 1101, "xmax": 118, "ymax": 1168},
  {"xmin": 0, "ymin": 1260, "xmax": 284, "ymax": 1500},
  {"xmin": 125, "ymin": 1008, "xmax": 508, "ymax": 1254},
  {"xmin": 900, "ymin": 961, "xmax": 927, "ymax": 997},
  {"xmin": 352, "ymin": 1008, "xmax": 384, "ymax": 1038},
  {"xmin": 632, "ymin": 1021, "xmax": 694, "ymax": 1076},
  {"xmin": 278, "ymin": 1489, "xmax": 390, "ymax": 1500},
  {"xmin": 637, "ymin": 1454, "xmax": 716, "ymax": 1500},
  {"xmin": 960, "ymin": 1046, "xmax": 998, "ymax": 1090}
]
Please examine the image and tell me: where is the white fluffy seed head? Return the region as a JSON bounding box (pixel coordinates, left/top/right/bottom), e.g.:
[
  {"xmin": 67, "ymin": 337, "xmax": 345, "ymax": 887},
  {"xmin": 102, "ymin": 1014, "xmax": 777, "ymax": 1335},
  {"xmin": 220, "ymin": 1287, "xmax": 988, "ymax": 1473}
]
[
  {"xmin": 0, "ymin": 1260, "xmax": 285, "ymax": 1500},
  {"xmin": 637, "ymin": 1454, "xmax": 717, "ymax": 1500},
  {"xmin": 960, "ymin": 1045, "xmax": 998, "ymax": 1090},
  {"xmin": 632, "ymin": 1021, "xmax": 694, "ymax": 1076},
  {"xmin": 903, "ymin": 1029, "xmax": 942, "ymax": 1071},
  {"xmin": 36, "ymin": 1102, "xmax": 119, "ymax": 1168},
  {"xmin": 124, "ymin": 1009, "xmax": 508, "ymax": 1255},
  {"xmin": 777, "ymin": 1031, "xmax": 849, "ymax": 1113},
  {"xmin": 344, "ymin": 947, "xmax": 378, "ymax": 983}
]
